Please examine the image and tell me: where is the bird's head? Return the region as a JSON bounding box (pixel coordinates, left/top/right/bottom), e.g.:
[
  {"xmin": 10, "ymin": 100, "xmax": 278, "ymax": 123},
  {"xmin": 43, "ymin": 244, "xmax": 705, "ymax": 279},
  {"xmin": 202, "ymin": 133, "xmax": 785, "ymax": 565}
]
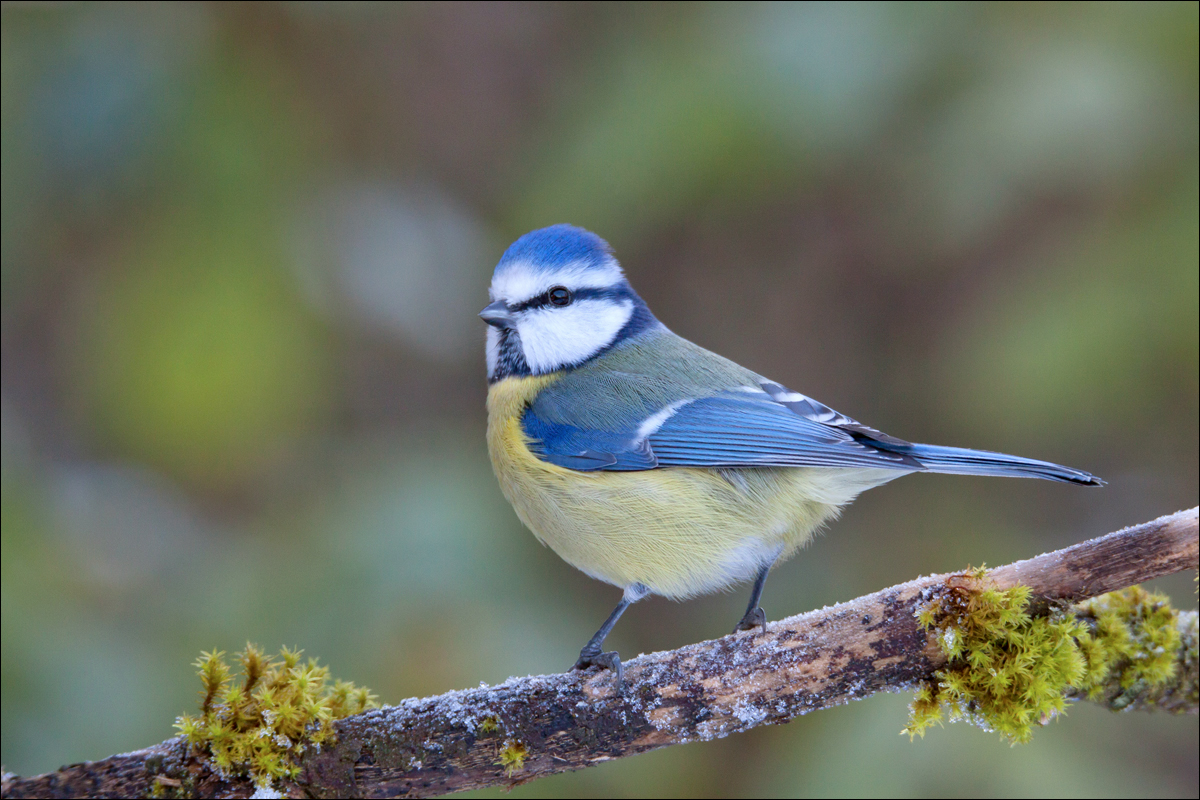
[{"xmin": 481, "ymin": 225, "xmax": 657, "ymax": 382}]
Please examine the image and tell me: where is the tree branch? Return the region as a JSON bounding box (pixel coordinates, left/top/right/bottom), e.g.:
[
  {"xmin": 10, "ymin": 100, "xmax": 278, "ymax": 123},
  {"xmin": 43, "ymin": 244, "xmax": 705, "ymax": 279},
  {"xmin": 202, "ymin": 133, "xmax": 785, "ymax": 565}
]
[{"xmin": 4, "ymin": 507, "xmax": 1196, "ymax": 800}]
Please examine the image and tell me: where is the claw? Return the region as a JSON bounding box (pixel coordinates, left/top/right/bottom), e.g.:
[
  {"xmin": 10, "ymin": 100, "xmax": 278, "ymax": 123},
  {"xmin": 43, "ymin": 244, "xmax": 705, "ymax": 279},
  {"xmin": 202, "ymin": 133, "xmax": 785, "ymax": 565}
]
[
  {"xmin": 733, "ymin": 606, "xmax": 767, "ymax": 635},
  {"xmin": 573, "ymin": 647, "xmax": 624, "ymax": 691}
]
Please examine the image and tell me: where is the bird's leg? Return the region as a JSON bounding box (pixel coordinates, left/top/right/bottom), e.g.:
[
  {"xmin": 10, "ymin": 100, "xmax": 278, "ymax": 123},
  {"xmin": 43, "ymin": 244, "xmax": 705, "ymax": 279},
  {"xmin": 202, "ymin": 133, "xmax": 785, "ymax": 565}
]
[
  {"xmin": 573, "ymin": 583, "xmax": 649, "ymax": 690},
  {"xmin": 733, "ymin": 558, "xmax": 776, "ymax": 634}
]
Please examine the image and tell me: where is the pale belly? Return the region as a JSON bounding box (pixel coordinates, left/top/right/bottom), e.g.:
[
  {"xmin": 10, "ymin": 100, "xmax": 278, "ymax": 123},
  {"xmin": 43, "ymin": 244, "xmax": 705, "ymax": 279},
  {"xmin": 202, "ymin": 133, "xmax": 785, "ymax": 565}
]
[{"xmin": 500, "ymin": 460, "xmax": 839, "ymax": 598}]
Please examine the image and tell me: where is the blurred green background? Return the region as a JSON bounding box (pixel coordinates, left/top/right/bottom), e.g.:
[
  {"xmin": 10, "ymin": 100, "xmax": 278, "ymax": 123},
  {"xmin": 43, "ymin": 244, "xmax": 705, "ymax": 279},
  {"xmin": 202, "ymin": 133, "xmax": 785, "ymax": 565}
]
[{"xmin": 2, "ymin": 2, "xmax": 1197, "ymax": 796}]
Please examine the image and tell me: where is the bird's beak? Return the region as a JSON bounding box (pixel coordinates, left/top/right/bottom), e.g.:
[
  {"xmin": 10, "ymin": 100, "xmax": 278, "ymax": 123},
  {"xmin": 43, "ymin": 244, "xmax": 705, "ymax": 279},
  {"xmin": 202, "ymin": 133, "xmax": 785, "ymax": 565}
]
[{"xmin": 479, "ymin": 299, "xmax": 515, "ymax": 329}]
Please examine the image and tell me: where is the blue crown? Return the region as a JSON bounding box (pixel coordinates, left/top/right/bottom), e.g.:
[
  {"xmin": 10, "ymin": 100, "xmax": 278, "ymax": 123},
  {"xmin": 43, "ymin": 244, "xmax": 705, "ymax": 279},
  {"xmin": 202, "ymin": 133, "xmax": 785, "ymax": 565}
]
[{"xmin": 495, "ymin": 224, "xmax": 616, "ymax": 275}]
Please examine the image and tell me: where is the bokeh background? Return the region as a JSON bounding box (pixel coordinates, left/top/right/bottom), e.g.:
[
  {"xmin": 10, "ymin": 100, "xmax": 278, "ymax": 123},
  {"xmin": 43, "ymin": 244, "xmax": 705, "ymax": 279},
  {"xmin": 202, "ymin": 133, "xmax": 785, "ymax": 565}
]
[{"xmin": 2, "ymin": 2, "xmax": 1197, "ymax": 796}]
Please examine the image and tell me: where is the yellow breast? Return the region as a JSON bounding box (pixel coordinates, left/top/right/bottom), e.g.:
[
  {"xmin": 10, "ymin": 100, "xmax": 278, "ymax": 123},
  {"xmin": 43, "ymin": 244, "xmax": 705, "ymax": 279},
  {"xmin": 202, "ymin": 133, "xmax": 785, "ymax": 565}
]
[{"xmin": 486, "ymin": 377, "xmax": 846, "ymax": 599}]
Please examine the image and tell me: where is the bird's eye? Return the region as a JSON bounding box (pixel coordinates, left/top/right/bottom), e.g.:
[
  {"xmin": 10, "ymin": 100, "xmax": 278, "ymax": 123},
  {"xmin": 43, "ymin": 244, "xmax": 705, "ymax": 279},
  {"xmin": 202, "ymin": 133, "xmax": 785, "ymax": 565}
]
[{"xmin": 548, "ymin": 286, "xmax": 572, "ymax": 306}]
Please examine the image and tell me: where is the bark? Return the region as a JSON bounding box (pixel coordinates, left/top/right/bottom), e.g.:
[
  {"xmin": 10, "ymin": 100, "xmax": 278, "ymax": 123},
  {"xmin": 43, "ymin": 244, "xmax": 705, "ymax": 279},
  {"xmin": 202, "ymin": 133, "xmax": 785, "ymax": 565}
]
[{"xmin": 3, "ymin": 507, "xmax": 1196, "ymax": 800}]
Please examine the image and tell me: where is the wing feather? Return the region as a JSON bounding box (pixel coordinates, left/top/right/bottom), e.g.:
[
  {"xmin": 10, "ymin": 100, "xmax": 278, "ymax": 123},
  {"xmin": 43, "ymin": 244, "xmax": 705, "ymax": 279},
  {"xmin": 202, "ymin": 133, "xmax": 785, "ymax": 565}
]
[
  {"xmin": 518, "ymin": 360, "xmax": 1099, "ymax": 484},
  {"xmin": 647, "ymin": 395, "xmax": 917, "ymax": 469},
  {"xmin": 522, "ymin": 385, "xmax": 921, "ymax": 472}
]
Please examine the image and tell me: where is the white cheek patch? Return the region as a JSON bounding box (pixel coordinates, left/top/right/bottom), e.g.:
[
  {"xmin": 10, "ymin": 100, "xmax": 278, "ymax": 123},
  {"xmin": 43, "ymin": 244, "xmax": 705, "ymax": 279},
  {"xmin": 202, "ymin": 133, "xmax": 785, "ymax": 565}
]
[
  {"xmin": 491, "ymin": 259, "xmax": 624, "ymax": 305},
  {"xmin": 519, "ymin": 298, "xmax": 633, "ymax": 373}
]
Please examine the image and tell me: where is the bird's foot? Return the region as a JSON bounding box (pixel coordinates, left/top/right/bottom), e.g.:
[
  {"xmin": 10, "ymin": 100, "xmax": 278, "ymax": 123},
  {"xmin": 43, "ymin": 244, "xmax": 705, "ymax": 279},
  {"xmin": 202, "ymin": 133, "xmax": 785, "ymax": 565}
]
[
  {"xmin": 573, "ymin": 646, "xmax": 624, "ymax": 691},
  {"xmin": 733, "ymin": 606, "xmax": 767, "ymax": 635}
]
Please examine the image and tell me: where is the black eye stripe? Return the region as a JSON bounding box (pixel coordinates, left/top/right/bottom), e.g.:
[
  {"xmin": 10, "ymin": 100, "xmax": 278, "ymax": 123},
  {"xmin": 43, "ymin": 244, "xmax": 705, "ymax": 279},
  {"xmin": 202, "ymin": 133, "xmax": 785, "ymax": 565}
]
[{"xmin": 509, "ymin": 286, "xmax": 620, "ymax": 312}]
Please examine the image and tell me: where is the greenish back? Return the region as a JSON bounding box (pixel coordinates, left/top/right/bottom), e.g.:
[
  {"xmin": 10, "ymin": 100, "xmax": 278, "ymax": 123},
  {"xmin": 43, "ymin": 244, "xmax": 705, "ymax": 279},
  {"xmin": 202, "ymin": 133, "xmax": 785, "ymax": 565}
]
[{"xmin": 528, "ymin": 327, "xmax": 763, "ymax": 430}]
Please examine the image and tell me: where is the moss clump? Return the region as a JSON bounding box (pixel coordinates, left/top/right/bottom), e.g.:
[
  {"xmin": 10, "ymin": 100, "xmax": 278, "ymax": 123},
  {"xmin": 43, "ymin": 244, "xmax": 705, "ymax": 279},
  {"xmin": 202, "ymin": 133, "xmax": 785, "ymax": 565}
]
[
  {"xmin": 907, "ymin": 572, "xmax": 1186, "ymax": 744},
  {"xmin": 497, "ymin": 739, "xmax": 529, "ymax": 777},
  {"xmin": 1074, "ymin": 586, "xmax": 1183, "ymax": 706},
  {"xmin": 175, "ymin": 644, "xmax": 377, "ymax": 786},
  {"xmin": 907, "ymin": 569, "xmax": 1090, "ymax": 743}
]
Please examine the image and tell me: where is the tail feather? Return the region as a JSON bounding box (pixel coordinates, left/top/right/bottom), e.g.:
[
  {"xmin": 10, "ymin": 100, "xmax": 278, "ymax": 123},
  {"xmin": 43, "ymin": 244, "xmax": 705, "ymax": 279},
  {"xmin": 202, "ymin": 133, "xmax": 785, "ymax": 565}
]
[{"xmin": 880, "ymin": 442, "xmax": 1103, "ymax": 486}]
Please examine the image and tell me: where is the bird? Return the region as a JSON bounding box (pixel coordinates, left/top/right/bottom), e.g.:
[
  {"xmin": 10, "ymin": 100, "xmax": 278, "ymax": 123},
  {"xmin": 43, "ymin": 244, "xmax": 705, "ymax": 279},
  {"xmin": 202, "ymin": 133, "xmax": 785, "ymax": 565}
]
[{"xmin": 480, "ymin": 224, "xmax": 1101, "ymax": 687}]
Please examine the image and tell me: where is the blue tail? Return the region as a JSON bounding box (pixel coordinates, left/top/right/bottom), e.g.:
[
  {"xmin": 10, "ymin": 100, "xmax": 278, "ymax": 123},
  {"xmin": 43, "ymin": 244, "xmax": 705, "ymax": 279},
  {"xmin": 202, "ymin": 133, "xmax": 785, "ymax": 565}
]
[{"xmin": 879, "ymin": 442, "xmax": 1103, "ymax": 486}]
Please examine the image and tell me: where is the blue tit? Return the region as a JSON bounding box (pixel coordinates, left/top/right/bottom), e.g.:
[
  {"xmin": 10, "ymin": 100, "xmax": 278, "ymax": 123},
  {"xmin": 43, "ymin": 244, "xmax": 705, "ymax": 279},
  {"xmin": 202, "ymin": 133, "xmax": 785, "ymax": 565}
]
[{"xmin": 480, "ymin": 224, "xmax": 1101, "ymax": 686}]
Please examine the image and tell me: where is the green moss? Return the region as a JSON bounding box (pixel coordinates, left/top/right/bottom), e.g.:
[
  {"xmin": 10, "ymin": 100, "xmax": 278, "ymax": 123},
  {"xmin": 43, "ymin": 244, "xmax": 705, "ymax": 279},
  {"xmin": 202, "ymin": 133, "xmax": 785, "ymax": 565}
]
[
  {"xmin": 906, "ymin": 573, "xmax": 1184, "ymax": 744},
  {"xmin": 175, "ymin": 644, "xmax": 377, "ymax": 788},
  {"xmin": 497, "ymin": 739, "xmax": 529, "ymax": 777},
  {"xmin": 146, "ymin": 774, "xmax": 193, "ymax": 799},
  {"xmin": 1075, "ymin": 586, "xmax": 1183, "ymax": 707}
]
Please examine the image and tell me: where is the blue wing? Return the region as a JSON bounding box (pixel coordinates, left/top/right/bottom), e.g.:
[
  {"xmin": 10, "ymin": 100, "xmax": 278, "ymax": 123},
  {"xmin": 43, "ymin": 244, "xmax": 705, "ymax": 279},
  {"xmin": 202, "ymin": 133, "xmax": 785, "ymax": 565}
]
[
  {"xmin": 646, "ymin": 393, "xmax": 919, "ymax": 469},
  {"xmin": 521, "ymin": 383, "xmax": 920, "ymax": 472},
  {"xmin": 522, "ymin": 415, "xmax": 657, "ymax": 471},
  {"xmin": 521, "ymin": 378, "xmax": 1101, "ymax": 485}
]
